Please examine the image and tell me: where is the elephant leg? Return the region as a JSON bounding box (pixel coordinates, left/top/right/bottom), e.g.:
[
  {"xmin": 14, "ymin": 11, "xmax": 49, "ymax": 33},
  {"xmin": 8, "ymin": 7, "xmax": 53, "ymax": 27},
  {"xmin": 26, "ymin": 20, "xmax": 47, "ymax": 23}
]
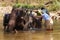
[{"xmin": 8, "ymin": 20, "xmax": 15, "ymax": 32}]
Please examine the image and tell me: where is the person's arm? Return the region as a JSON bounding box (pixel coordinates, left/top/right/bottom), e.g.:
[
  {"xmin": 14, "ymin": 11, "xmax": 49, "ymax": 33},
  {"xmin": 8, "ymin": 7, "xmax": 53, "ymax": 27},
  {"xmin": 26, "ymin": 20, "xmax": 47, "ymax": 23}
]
[{"xmin": 33, "ymin": 15, "xmax": 42, "ymax": 19}]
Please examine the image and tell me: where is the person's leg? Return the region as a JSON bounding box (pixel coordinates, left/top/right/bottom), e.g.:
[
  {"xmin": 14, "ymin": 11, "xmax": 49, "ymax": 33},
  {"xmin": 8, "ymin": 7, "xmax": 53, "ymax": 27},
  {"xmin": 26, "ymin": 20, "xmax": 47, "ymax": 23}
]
[
  {"xmin": 49, "ymin": 23, "xmax": 53, "ymax": 31},
  {"xmin": 37, "ymin": 20, "xmax": 42, "ymax": 29},
  {"xmin": 4, "ymin": 24, "xmax": 9, "ymax": 32},
  {"xmin": 45, "ymin": 20, "xmax": 50, "ymax": 30},
  {"xmin": 46, "ymin": 20, "xmax": 53, "ymax": 31},
  {"xmin": 44, "ymin": 21, "xmax": 47, "ymax": 30},
  {"xmin": 4, "ymin": 26, "xmax": 6, "ymax": 31},
  {"xmin": 50, "ymin": 19, "xmax": 53, "ymax": 30},
  {"xmin": 33, "ymin": 19, "xmax": 36, "ymax": 28},
  {"xmin": 6, "ymin": 26, "xmax": 9, "ymax": 31},
  {"xmin": 3, "ymin": 23, "xmax": 7, "ymax": 31}
]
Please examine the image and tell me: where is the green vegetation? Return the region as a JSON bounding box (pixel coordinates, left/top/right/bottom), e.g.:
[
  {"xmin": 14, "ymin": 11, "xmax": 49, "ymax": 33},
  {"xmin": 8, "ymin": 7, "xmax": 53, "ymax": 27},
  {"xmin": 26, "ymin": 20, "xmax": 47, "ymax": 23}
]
[
  {"xmin": 46, "ymin": 0, "xmax": 60, "ymax": 11},
  {"xmin": 13, "ymin": 3, "xmax": 21, "ymax": 8},
  {"xmin": 22, "ymin": 4, "xmax": 35, "ymax": 9},
  {"xmin": 13, "ymin": 3, "xmax": 44, "ymax": 9},
  {"xmin": 1, "ymin": 0, "xmax": 60, "ymax": 11},
  {"xmin": 13, "ymin": 3, "xmax": 35, "ymax": 9}
]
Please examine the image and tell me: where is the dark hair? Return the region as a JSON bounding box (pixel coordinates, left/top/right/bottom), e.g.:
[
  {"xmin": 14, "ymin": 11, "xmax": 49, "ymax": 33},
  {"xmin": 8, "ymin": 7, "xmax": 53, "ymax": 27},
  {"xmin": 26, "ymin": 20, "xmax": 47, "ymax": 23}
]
[
  {"xmin": 26, "ymin": 9, "xmax": 28, "ymax": 12},
  {"xmin": 41, "ymin": 7, "xmax": 50, "ymax": 15},
  {"xmin": 41, "ymin": 7, "xmax": 45, "ymax": 10},
  {"xmin": 46, "ymin": 10, "xmax": 50, "ymax": 15},
  {"xmin": 11, "ymin": 6, "xmax": 17, "ymax": 13}
]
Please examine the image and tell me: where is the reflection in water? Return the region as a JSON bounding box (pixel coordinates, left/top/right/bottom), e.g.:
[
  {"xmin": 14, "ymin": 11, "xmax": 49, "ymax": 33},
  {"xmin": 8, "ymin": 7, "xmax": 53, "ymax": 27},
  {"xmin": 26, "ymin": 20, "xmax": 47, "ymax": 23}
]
[
  {"xmin": 0, "ymin": 29, "xmax": 60, "ymax": 40},
  {"xmin": 43, "ymin": 31, "xmax": 53, "ymax": 40},
  {"xmin": 2, "ymin": 31, "xmax": 54, "ymax": 40},
  {"xmin": 50, "ymin": 34, "xmax": 53, "ymax": 40},
  {"xmin": 3, "ymin": 31, "xmax": 32, "ymax": 40}
]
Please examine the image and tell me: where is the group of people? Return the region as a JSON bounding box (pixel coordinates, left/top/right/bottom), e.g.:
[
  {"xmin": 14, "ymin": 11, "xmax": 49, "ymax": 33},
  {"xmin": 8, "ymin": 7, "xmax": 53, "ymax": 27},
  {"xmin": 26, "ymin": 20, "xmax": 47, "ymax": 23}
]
[
  {"xmin": 3, "ymin": 7, "xmax": 53, "ymax": 33},
  {"xmin": 41, "ymin": 7, "xmax": 53, "ymax": 30}
]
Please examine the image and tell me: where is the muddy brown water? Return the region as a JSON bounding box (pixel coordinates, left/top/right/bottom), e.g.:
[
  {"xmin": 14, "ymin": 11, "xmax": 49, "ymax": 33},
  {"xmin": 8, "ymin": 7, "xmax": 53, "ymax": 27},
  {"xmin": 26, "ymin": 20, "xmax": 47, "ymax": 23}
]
[{"xmin": 0, "ymin": 19, "xmax": 60, "ymax": 40}]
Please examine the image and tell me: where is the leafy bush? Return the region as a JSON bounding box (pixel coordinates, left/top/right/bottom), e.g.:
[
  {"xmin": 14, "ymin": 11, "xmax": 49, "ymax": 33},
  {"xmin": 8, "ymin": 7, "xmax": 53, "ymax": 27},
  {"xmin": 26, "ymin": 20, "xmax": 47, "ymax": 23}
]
[
  {"xmin": 12, "ymin": 0, "xmax": 60, "ymax": 11},
  {"xmin": 13, "ymin": 3, "xmax": 21, "ymax": 8},
  {"xmin": 21, "ymin": 4, "xmax": 35, "ymax": 9}
]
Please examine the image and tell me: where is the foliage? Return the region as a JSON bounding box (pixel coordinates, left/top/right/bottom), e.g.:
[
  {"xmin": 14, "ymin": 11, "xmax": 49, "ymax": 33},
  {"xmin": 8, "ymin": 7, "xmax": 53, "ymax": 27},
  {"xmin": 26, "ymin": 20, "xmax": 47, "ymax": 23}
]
[
  {"xmin": 47, "ymin": 0, "xmax": 60, "ymax": 11},
  {"xmin": 13, "ymin": 3, "xmax": 21, "ymax": 8},
  {"xmin": 1, "ymin": 0, "xmax": 60, "ymax": 11},
  {"xmin": 21, "ymin": 4, "xmax": 35, "ymax": 9}
]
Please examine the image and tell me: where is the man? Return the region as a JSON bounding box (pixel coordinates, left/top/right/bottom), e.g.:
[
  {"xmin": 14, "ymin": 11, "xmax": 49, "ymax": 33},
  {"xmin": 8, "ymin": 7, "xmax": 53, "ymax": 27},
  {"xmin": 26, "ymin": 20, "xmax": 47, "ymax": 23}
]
[
  {"xmin": 41, "ymin": 7, "xmax": 53, "ymax": 31},
  {"xmin": 3, "ymin": 13, "xmax": 10, "ymax": 32}
]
